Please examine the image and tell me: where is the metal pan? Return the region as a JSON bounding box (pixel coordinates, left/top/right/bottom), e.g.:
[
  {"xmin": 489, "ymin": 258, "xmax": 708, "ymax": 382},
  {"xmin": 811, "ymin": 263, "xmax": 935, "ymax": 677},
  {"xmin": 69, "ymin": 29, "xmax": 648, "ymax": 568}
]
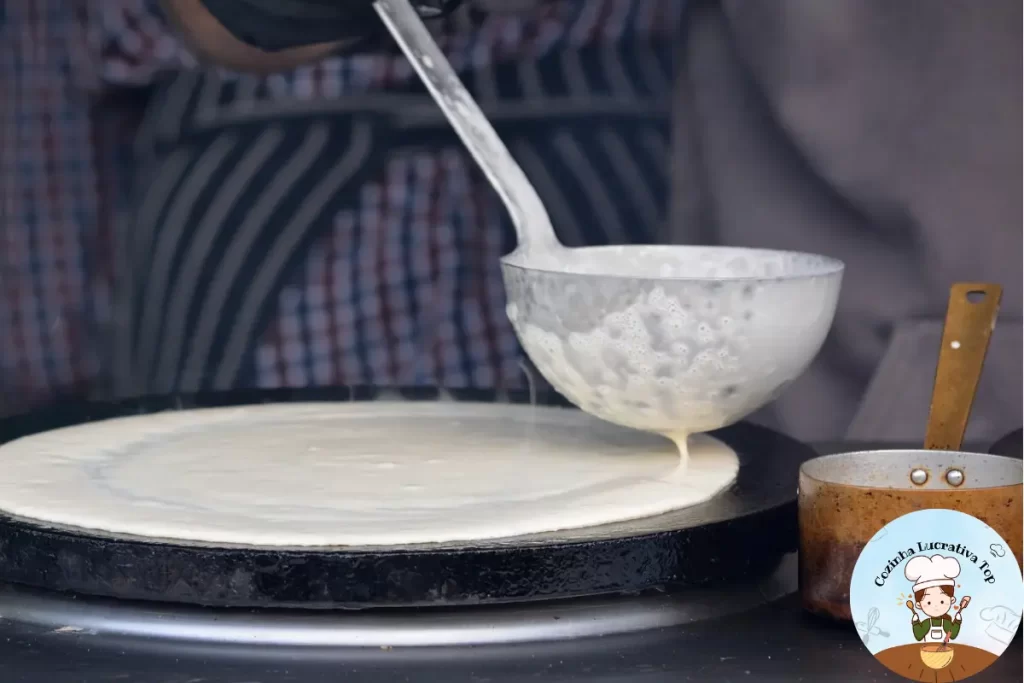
[
  {"xmin": 798, "ymin": 282, "xmax": 1022, "ymax": 620},
  {"xmin": 798, "ymin": 448, "xmax": 1022, "ymax": 620}
]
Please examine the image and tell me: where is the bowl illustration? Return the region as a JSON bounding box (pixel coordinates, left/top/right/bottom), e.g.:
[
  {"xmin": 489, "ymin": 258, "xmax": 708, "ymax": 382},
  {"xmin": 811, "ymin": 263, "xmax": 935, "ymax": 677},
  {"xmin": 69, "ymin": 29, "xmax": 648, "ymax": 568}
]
[{"xmin": 920, "ymin": 644, "xmax": 955, "ymax": 670}]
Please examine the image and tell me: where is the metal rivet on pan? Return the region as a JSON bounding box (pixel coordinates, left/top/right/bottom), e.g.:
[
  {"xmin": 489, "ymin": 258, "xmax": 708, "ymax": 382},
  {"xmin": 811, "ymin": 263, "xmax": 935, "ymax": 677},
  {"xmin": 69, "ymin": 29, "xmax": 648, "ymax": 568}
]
[
  {"xmin": 945, "ymin": 469, "xmax": 965, "ymax": 487},
  {"xmin": 910, "ymin": 468, "xmax": 929, "ymax": 486}
]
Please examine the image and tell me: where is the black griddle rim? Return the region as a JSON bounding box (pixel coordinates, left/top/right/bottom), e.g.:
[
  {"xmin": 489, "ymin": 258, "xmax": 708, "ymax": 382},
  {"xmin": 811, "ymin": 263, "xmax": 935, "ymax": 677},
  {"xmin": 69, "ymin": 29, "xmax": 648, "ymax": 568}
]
[{"xmin": 0, "ymin": 387, "xmax": 809, "ymax": 608}]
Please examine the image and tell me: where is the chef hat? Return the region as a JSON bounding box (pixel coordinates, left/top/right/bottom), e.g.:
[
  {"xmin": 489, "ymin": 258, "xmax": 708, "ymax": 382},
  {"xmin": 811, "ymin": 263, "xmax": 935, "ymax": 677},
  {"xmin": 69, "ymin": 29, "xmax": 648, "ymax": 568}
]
[{"xmin": 905, "ymin": 554, "xmax": 961, "ymax": 593}]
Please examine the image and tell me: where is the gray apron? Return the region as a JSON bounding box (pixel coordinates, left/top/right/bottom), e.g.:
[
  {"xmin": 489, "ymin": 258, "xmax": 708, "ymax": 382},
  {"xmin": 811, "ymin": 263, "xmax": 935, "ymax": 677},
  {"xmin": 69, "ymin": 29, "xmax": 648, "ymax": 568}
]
[{"xmin": 667, "ymin": 0, "xmax": 1022, "ymax": 443}]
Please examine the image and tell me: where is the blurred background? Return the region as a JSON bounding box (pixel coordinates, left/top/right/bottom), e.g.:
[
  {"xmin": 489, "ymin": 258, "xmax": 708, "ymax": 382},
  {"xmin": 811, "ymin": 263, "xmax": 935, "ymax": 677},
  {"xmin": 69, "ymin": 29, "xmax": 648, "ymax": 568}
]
[{"xmin": 1, "ymin": 0, "xmax": 1020, "ymax": 444}]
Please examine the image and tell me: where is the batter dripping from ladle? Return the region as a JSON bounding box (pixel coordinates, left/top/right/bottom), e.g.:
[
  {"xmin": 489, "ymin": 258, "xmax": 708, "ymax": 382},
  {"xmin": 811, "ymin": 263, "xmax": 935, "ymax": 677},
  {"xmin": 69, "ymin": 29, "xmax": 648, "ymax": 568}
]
[
  {"xmin": 374, "ymin": 0, "xmax": 829, "ymax": 465},
  {"xmin": 375, "ymin": 0, "xmax": 698, "ymax": 455}
]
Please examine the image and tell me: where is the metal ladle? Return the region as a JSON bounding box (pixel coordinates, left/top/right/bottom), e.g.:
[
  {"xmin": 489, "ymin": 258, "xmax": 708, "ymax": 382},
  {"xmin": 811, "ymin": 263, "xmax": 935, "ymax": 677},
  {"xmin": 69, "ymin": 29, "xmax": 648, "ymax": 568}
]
[{"xmin": 373, "ymin": 0, "xmax": 845, "ymax": 447}]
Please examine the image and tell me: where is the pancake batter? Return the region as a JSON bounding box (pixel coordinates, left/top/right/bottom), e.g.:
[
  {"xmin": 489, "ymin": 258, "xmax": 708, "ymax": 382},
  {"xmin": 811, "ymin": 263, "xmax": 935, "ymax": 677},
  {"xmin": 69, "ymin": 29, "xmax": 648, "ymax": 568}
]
[{"xmin": 0, "ymin": 403, "xmax": 739, "ymax": 547}]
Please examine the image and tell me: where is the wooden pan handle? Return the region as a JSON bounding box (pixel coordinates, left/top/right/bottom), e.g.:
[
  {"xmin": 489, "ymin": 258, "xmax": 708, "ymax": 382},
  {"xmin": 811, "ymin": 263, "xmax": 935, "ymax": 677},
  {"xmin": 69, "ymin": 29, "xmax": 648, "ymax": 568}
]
[{"xmin": 924, "ymin": 283, "xmax": 1002, "ymax": 451}]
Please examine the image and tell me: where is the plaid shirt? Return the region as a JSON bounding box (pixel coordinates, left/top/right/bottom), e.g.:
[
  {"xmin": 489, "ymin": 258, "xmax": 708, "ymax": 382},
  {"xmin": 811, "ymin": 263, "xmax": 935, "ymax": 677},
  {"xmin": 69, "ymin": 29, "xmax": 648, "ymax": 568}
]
[
  {"xmin": 1, "ymin": 0, "xmax": 680, "ymax": 411},
  {"xmin": 1, "ymin": 1, "xmax": 131, "ymax": 414}
]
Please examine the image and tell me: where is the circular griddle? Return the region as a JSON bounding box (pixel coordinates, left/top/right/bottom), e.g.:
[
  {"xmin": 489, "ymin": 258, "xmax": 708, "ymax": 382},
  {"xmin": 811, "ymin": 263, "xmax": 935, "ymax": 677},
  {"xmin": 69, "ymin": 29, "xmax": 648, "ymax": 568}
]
[{"xmin": 0, "ymin": 387, "xmax": 812, "ymax": 609}]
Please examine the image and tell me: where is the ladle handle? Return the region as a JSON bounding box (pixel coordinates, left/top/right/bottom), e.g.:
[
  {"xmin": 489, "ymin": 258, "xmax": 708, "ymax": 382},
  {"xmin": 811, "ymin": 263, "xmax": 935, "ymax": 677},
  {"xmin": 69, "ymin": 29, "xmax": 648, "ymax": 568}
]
[
  {"xmin": 924, "ymin": 283, "xmax": 1002, "ymax": 451},
  {"xmin": 373, "ymin": 0, "xmax": 560, "ymax": 253}
]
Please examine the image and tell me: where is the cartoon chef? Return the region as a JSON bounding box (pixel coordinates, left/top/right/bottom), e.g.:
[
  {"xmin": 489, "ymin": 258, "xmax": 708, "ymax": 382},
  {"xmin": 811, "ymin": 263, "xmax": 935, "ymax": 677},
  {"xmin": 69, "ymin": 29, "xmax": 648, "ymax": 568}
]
[{"xmin": 904, "ymin": 554, "xmax": 972, "ymax": 643}]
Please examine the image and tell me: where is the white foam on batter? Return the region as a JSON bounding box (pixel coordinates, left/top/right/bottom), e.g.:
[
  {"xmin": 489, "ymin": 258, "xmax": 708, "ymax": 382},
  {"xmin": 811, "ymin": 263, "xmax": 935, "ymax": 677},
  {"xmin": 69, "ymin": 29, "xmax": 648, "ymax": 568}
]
[
  {"xmin": 0, "ymin": 402, "xmax": 739, "ymax": 547},
  {"xmin": 510, "ymin": 290, "xmax": 739, "ymax": 442}
]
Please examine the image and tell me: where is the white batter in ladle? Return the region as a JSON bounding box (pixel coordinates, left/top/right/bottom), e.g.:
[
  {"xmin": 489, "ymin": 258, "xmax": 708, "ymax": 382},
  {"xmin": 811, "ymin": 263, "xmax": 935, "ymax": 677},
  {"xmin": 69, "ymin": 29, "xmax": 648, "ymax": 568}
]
[{"xmin": 373, "ymin": 0, "xmax": 844, "ymax": 460}]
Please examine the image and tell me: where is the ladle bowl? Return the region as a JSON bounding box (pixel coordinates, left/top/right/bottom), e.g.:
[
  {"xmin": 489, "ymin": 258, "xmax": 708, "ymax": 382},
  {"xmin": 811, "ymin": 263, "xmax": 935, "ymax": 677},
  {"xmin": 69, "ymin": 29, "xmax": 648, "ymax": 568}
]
[{"xmin": 502, "ymin": 245, "xmax": 843, "ymax": 436}]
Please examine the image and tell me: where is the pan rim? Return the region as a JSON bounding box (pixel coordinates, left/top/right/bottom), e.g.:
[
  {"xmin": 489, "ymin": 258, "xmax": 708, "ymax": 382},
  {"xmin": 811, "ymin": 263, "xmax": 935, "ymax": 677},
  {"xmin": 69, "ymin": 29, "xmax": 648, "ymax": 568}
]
[{"xmin": 799, "ymin": 449, "xmax": 1023, "ymax": 491}]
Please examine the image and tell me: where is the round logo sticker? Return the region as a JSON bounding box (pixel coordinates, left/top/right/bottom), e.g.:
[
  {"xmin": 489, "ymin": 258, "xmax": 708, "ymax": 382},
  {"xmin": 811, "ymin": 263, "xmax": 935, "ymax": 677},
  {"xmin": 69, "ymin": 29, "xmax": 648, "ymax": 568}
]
[{"xmin": 849, "ymin": 509, "xmax": 1023, "ymax": 681}]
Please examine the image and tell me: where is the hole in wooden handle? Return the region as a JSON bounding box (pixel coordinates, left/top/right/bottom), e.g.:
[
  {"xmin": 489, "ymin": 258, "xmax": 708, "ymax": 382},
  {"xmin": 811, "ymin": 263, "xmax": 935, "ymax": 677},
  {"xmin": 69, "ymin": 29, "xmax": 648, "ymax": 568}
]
[{"xmin": 966, "ymin": 290, "xmax": 986, "ymax": 303}]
